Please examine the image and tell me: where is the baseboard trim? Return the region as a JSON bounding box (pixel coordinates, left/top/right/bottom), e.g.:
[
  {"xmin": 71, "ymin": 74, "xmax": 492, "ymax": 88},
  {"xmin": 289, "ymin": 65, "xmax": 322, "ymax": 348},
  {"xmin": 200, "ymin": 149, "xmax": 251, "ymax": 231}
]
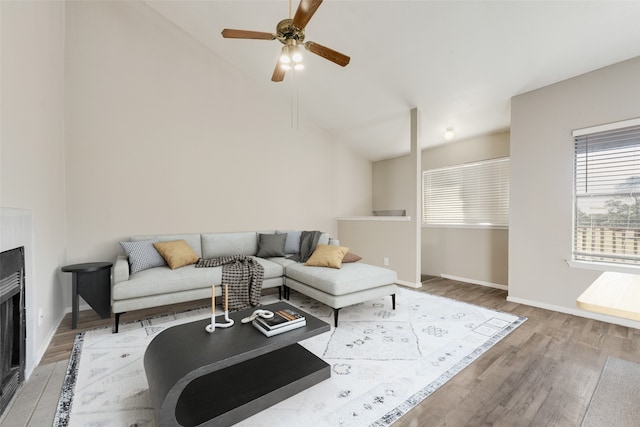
[
  {"xmin": 440, "ymin": 274, "xmax": 508, "ymax": 291},
  {"xmin": 506, "ymin": 295, "xmax": 640, "ymax": 330},
  {"xmin": 396, "ymin": 280, "xmax": 423, "ymax": 288}
]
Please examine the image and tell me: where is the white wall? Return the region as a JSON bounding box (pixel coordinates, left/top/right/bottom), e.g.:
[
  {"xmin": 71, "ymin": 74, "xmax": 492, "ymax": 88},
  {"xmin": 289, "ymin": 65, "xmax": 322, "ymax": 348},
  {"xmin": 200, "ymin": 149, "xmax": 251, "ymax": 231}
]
[
  {"xmin": 63, "ymin": 1, "xmax": 371, "ymax": 301},
  {"xmin": 1, "ymin": 0, "xmax": 66, "ymax": 375},
  {"xmin": 510, "ymin": 56, "xmax": 640, "ymax": 327}
]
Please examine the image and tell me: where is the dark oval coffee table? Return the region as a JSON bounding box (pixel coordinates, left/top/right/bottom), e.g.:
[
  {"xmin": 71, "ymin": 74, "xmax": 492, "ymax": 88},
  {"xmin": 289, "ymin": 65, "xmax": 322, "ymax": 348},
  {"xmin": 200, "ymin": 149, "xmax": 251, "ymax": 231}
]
[{"xmin": 144, "ymin": 301, "xmax": 331, "ymax": 426}]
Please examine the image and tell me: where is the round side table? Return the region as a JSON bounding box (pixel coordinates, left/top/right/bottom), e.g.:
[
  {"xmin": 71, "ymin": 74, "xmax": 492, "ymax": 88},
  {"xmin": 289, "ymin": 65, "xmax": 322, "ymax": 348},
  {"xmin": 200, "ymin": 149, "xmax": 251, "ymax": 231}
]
[{"xmin": 61, "ymin": 262, "xmax": 112, "ymax": 329}]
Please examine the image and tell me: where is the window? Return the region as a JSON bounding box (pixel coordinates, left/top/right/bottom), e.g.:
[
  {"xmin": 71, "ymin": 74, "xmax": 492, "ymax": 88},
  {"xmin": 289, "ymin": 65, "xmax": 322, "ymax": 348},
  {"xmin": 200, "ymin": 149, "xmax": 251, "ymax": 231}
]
[
  {"xmin": 422, "ymin": 157, "xmax": 510, "ymax": 227},
  {"xmin": 573, "ymin": 118, "xmax": 640, "ymax": 266}
]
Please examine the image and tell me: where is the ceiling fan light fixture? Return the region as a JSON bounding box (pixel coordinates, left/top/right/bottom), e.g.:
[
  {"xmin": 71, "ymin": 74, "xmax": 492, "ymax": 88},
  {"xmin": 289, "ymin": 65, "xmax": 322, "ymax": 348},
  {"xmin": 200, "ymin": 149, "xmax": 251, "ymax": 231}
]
[
  {"xmin": 294, "ymin": 63, "xmax": 304, "ymax": 71},
  {"xmin": 279, "ymin": 46, "xmax": 292, "ymax": 64},
  {"xmin": 291, "ymin": 46, "xmax": 303, "ymax": 63},
  {"xmin": 281, "ymin": 63, "xmax": 292, "ymax": 71}
]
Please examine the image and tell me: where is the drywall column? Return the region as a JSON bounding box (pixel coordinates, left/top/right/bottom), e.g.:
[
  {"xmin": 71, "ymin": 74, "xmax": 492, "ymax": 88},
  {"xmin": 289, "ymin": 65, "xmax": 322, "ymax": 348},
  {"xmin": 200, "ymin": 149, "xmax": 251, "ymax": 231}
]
[{"xmin": 410, "ymin": 108, "xmax": 422, "ymax": 286}]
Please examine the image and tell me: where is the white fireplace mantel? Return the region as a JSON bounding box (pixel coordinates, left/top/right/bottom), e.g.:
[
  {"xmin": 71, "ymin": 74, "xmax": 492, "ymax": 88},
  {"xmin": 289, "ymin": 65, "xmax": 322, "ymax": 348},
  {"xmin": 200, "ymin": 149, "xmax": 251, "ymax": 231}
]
[{"xmin": 1, "ymin": 207, "xmax": 36, "ymax": 378}]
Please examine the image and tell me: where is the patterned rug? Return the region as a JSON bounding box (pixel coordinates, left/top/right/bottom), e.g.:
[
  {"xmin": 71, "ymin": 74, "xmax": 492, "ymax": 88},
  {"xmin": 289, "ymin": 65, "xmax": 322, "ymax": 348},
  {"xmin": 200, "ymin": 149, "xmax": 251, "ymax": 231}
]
[{"xmin": 53, "ymin": 288, "xmax": 526, "ymax": 426}]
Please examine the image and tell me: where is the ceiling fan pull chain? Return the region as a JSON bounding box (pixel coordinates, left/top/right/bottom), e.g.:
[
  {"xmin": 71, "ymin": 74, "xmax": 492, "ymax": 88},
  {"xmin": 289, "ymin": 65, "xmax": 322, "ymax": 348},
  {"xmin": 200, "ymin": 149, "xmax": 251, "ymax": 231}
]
[{"xmin": 289, "ymin": 70, "xmax": 300, "ymax": 131}]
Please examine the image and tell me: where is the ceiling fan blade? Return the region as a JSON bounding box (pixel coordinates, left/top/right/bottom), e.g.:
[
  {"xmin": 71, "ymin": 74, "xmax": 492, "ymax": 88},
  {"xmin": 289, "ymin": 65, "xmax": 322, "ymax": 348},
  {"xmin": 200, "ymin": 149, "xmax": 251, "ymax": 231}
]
[
  {"xmin": 221, "ymin": 29, "xmax": 275, "ymax": 40},
  {"xmin": 305, "ymin": 41, "xmax": 350, "ymax": 67},
  {"xmin": 293, "ymin": 0, "xmax": 323, "ymax": 30},
  {"xmin": 271, "ymin": 61, "xmax": 286, "ymax": 82}
]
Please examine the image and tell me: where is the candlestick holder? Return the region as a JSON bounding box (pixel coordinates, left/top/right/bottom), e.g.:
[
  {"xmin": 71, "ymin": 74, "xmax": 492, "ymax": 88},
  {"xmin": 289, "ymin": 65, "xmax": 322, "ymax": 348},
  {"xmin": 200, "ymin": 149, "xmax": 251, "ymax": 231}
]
[
  {"xmin": 205, "ymin": 311, "xmax": 235, "ymax": 333},
  {"xmin": 205, "ymin": 283, "xmax": 235, "ymax": 333}
]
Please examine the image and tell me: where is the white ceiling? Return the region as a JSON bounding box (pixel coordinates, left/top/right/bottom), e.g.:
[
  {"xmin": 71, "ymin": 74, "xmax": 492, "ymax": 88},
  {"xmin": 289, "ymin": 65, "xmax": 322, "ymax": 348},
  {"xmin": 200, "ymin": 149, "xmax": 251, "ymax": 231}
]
[{"xmin": 144, "ymin": 0, "xmax": 640, "ymax": 161}]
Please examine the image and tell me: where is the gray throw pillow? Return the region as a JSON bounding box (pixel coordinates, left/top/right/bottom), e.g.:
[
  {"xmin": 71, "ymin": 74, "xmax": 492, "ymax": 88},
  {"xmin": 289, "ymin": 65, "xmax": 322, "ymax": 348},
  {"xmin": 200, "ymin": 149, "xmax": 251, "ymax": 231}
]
[
  {"xmin": 120, "ymin": 238, "xmax": 167, "ymax": 274},
  {"xmin": 256, "ymin": 233, "xmax": 286, "ymax": 258},
  {"xmin": 277, "ymin": 230, "xmax": 302, "ymax": 254}
]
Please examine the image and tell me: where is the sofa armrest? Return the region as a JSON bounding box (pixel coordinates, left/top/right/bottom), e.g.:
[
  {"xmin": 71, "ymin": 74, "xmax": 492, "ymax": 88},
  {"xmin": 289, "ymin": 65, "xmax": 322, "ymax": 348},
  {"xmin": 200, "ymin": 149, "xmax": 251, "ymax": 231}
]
[
  {"xmin": 113, "ymin": 254, "xmax": 130, "ymax": 284},
  {"xmin": 329, "ymin": 238, "xmax": 340, "ymax": 246}
]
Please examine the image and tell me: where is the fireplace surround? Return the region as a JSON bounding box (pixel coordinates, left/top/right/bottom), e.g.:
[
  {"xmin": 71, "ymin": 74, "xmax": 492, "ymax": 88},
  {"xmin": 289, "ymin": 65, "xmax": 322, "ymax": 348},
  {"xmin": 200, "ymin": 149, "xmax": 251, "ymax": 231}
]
[{"xmin": 0, "ymin": 246, "xmax": 25, "ymax": 417}]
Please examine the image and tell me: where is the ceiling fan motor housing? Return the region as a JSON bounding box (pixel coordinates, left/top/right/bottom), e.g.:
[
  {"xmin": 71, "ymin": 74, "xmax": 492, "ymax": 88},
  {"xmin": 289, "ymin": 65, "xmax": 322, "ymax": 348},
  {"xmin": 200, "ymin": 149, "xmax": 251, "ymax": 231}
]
[{"xmin": 276, "ymin": 18, "xmax": 305, "ymax": 45}]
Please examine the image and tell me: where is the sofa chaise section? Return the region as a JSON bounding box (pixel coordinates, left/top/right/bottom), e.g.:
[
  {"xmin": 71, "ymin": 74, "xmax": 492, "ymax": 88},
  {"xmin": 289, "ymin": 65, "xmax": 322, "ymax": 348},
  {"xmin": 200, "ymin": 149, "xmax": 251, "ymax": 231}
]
[{"xmin": 284, "ymin": 262, "xmax": 397, "ymax": 327}]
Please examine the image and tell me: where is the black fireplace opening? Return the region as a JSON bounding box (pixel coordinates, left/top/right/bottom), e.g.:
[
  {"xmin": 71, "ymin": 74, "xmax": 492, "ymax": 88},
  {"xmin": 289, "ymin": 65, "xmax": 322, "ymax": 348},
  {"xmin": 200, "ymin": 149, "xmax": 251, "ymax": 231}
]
[{"xmin": 0, "ymin": 246, "xmax": 25, "ymax": 417}]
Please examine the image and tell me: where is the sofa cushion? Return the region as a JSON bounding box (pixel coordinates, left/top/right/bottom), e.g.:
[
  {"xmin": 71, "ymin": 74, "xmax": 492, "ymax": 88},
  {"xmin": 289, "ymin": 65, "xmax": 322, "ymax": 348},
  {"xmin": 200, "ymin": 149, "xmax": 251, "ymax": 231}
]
[
  {"xmin": 153, "ymin": 240, "xmax": 199, "ymax": 270},
  {"xmin": 119, "ymin": 238, "xmax": 166, "ymax": 274},
  {"xmin": 251, "ymin": 256, "xmax": 284, "ymax": 279},
  {"xmin": 256, "ymin": 233, "xmax": 286, "ymax": 258},
  {"xmin": 201, "ymin": 232, "xmax": 258, "ymax": 258},
  {"xmin": 319, "ymin": 233, "xmax": 330, "ymax": 246},
  {"xmin": 305, "ymin": 245, "xmax": 350, "ymax": 269},
  {"xmin": 131, "ymin": 233, "xmax": 202, "ymax": 258},
  {"xmin": 112, "ymin": 264, "xmax": 221, "ymax": 300},
  {"xmin": 286, "ymin": 262, "xmax": 396, "ymax": 296},
  {"xmin": 277, "ymin": 230, "xmax": 302, "ymax": 254}
]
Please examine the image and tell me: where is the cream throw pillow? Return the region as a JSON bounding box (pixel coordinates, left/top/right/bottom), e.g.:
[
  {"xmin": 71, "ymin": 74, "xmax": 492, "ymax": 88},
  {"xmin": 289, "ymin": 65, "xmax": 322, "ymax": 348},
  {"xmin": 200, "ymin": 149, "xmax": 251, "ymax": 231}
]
[
  {"xmin": 305, "ymin": 244, "xmax": 350, "ymax": 269},
  {"xmin": 153, "ymin": 240, "xmax": 199, "ymax": 270}
]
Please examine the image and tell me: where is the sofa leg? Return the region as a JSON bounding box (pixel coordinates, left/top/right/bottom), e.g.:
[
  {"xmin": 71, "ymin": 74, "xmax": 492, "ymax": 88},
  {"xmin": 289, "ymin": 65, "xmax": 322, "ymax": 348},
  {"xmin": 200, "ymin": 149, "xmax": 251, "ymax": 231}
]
[
  {"xmin": 113, "ymin": 312, "xmax": 123, "ymax": 334},
  {"xmin": 392, "ymin": 294, "xmax": 396, "ymax": 310},
  {"xmin": 334, "ymin": 308, "xmax": 340, "ymax": 327},
  {"xmin": 278, "ymin": 286, "xmax": 282, "ymax": 300},
  {"xmin": 284, "ymin": 286, "xmax": 290, "ymax": 300}
]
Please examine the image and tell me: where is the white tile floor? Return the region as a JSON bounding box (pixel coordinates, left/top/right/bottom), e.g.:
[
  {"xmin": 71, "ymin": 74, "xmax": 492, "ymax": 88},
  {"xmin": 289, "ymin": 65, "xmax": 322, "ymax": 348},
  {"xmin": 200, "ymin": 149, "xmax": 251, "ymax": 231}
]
[{"xmin": 0, "ymin": 361, "xmax": 67, "ymax": 426}]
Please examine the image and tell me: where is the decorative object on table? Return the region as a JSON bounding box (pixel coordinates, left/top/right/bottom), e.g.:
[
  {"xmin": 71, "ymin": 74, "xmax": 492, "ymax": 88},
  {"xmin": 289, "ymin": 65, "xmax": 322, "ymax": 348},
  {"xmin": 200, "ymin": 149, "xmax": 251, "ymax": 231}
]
[
  {"xmin": 60, "ymin": 262, "xmax": 112, "ymax": 329},
  {"xmin": 205, "ymin": 284, "xmax": 234, "ymax": 333},
  {"xmin": 54, "ymin": 288, "xmax": 527, "ymax": 427},
  {"xmin": 255, "ymin": 308, "xmax": 305, "ymax": 330},
  {"xmin": 240, "ymin": 309, "xmax": 275, "ymax": 324}
]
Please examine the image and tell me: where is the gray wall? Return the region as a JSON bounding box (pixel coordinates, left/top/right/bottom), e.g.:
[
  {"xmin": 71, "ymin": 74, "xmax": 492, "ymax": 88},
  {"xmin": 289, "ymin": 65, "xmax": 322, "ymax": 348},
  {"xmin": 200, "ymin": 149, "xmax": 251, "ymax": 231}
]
[
  {"xmin": 510, "ymin": 55, "xmax": 640, "ymax": 327},
  {"xmin": 373, "ymin": 131, "xmax": 509, "ymax": 286}
]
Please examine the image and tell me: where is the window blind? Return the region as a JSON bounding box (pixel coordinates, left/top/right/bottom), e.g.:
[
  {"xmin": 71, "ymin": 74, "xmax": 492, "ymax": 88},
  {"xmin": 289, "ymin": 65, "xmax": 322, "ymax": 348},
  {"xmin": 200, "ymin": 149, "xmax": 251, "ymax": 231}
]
[
  {"xmin": 573, "ymin": 121, "xmax": 640, "ymax": 265},
  {"xmin": 422, "ymin": 157, "xmax": 510, "ymax": 226}
]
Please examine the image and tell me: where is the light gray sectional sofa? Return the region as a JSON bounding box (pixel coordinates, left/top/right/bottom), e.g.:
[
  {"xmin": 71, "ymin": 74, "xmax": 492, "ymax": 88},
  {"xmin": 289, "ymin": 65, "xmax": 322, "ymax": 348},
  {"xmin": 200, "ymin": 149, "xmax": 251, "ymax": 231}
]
[{"xmin": 112, "ymin": 231, "xmax": 397, "ymax": 332}]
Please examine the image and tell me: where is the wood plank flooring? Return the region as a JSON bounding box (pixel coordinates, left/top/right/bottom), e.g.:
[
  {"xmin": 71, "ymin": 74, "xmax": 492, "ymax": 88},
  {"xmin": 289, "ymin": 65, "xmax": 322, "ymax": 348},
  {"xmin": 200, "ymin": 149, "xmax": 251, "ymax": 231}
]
[{"xmin": 34, "ymin": 279, "xmax": 640, "ymax": 425}]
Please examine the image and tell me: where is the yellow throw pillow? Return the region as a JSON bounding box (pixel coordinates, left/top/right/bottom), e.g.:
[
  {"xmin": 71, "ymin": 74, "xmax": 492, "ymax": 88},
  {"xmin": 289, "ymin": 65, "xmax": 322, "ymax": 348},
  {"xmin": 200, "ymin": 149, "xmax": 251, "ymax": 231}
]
[
  {"xmin": 153, "ymin": 240, "xmax": 199, "ymax": 270},
  {"xmin": 305, "ymin": 244, "xmax": 350, "ymax": 269}
]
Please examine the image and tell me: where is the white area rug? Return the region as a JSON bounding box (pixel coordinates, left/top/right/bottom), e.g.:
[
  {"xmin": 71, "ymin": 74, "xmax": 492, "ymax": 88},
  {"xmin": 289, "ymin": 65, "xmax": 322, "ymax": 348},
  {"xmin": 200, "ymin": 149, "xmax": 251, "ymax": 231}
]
[{"xmin": 54, "ymin": 288, "xmax": 526, "ymax": 427}]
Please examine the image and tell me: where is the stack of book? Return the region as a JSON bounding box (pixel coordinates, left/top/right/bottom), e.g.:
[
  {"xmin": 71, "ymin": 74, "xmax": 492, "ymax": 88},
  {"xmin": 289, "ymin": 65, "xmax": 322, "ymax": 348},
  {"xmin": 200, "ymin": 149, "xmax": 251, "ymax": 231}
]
[{"xmin": 252, "ymin": 308, "xmax": 306, "ymax": 337}]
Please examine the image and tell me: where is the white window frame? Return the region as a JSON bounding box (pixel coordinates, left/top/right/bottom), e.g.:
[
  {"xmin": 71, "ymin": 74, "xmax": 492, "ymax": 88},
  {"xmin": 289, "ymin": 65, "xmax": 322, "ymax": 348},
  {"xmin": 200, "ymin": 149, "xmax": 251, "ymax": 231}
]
[
  {"xmin": 570, "ymin": 117, "xmax": 640, "ymax": 273},
  {"xmin": 422, "ymin": 157, "xmax": 510, "ymax": 229}
]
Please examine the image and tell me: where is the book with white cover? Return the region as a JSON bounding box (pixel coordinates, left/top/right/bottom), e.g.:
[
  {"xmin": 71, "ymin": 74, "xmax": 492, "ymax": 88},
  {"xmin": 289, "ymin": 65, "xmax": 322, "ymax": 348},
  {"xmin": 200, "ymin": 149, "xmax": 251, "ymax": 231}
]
[
  {"xmin": 252, "ymin": 318, "xmax": 306, "ymax": 337},
  {"xmin": 256, "ymin": 308, "xmax": 305, "ymax": 330}
]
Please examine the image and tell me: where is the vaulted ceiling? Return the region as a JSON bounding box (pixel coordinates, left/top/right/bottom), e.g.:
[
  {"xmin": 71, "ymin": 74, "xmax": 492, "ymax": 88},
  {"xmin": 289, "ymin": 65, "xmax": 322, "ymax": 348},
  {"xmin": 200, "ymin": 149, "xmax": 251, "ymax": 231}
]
[{"xmin": 145, "ymin": 0, "xmax": 640, "ymax": 161}]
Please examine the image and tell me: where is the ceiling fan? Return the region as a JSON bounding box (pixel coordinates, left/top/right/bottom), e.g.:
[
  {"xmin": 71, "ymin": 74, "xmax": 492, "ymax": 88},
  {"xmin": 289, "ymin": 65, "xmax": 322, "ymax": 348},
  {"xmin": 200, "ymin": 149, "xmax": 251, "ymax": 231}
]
[{"xmin": 221, "ymin": 0, "xmax": 350, "ymax": 82}]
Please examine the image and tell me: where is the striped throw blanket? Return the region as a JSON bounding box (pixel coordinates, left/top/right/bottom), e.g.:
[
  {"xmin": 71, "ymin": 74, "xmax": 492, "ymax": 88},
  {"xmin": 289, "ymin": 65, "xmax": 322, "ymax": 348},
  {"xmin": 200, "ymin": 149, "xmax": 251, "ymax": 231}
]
[{"xmin": 195, "ymin": 255, "xmax": 264, "ymax": 311}]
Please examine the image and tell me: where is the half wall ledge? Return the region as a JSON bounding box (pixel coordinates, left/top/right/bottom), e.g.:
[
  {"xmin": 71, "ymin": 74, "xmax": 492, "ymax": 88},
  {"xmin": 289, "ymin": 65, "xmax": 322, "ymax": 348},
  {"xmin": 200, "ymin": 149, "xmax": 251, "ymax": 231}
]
[{"xmin": 337, "ymin": 216, "xmax": 411, "ymax": 221}]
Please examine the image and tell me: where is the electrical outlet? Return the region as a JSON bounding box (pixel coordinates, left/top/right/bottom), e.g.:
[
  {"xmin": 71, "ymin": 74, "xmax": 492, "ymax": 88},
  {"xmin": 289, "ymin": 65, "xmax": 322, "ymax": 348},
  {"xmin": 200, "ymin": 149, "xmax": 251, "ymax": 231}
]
[
  {"xmin": 38, "ymin": 308, "xmax": 43, "ymax": 326},
  {"xmin": 383, "ymin": 257, "xmax": 389, "ymax": 266}
]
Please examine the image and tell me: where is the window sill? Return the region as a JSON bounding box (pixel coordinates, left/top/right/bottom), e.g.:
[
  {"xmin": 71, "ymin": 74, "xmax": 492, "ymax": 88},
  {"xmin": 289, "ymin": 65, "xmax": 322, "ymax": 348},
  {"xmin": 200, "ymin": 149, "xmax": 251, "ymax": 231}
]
[
  {"xmin": 422, "ymin": 224, "xmax": 508, "ymax": 230},
  {"xmin": 566, "ymin": 260, "xmax": 640, "ymax": 275}
]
